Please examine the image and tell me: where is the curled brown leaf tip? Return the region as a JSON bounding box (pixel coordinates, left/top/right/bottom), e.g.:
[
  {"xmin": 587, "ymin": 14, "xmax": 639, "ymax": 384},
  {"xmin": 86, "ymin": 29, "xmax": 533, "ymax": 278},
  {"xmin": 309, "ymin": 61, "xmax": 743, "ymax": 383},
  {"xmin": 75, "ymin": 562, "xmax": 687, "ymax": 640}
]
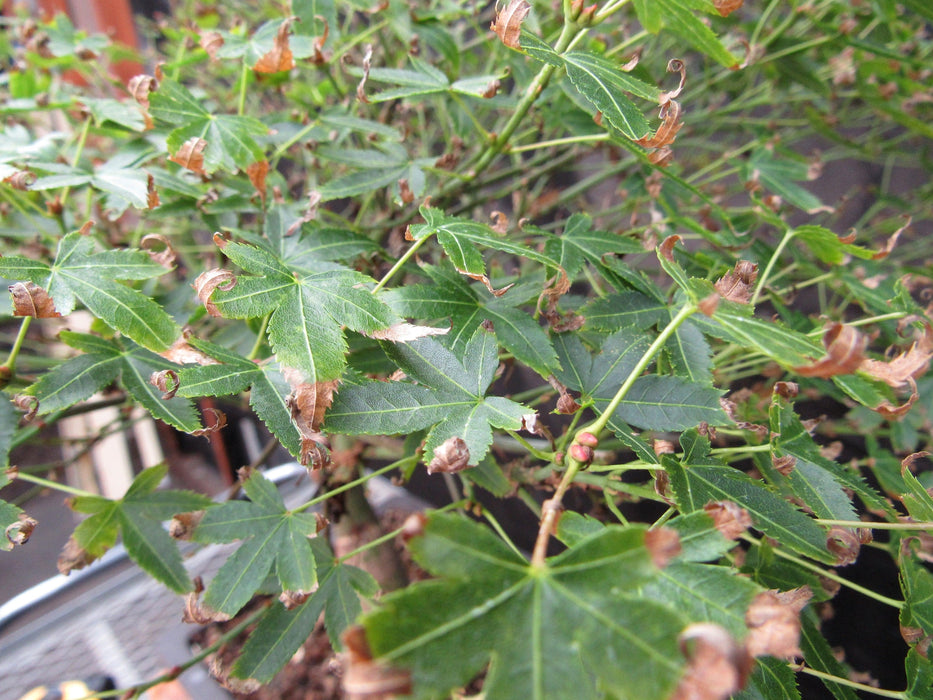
[
  {"xmin": 772, "ymin": 454, "xmax": 796, "ymax": 476},
  {"xmin": 659, "ymin": 58, "xmax": 687, "ymax": 105},
  {"xmin": 247, "ymin": 160, "xmax": 270, "ymax": 203},
  {"xmin": 490, "ymin": 210, "xmax": 509, "ymax": 234},
  {"xmin": 491, "ymin": 0, "xmax": 531, "ymax": 49},
  {"xmin": 860, "ymin": 324, "xmax": 933, "ymax": 390},
  {"xmin": 660, "ymin": 235, "xmax": 683, "ymax": 262},
  {"xmin": 9, "ymin": 282, "xmax": 60, "ymax": 318},
  {"xmin": 183, "ymin": 585, "xmax": 230, "ymax": 624},
  {"xmin": 191, "ymin": 408, "xmax": 227, "ymax": 437},
  {"xmin": 653, "ymin": 439, "xmax": 676, "ymax": 455},
  {"xmin": 698, "ymin": 292, "xmax": 720, "ymax": 316},
  {"xmin": 826, "ymin": 527, "xmax": 861, "ymax": 566},
  {"xmin": 645, "ymin": 527, "xmax": 681, "ymax": 568},
  {"xmin": 704, "ymin": 501, "xmax": 753, "ymax": 540},
  {"xmin": 637, "ymin": 99, "xmax": 684, "ymax": 149},
  {"xmin": 127, "ymin": 74, "xmax": 158, "ymax": 108},
  {"xmin": 150, "ymin": 369, "xmax": 180, "ymax": 399},
  {"xmin": 146, "ymin": 173, "xmax": 159, "ymax": 208},
  {"xmin": 356, "ymin": 44, "xmax": 373, "ymax": 103},
  {"xmin": 199, "ymin": 30, "xmax": 224, "ymax": 60},
  {"xmin": 193, "ymin": 269, "xmax": 236, "ymax": 317},
  {"xmin": 3, "ymin": 170, "xmax": 36, "ymax": 190},
  {"xmin": 714, "ymin": 260, "xmax": 758, "ymax": 303},
  {"xmin": 6, "ymin": 513, "xmax": 38, "ymax": 547},
  {"xmin": 400, "ymin": 512, "xmax": 428, "ymax": 542},
  {"xmin": 287, "ymin": 378, "xmax": 340, "ymax": 435},
  {"xmin": 254, "ymin": 18, "xmax": 296, "ymax": 73},
  {"xmin": 427, "ymin": 436, "xmax": 471, "ymax": 474},
  {"xmin": 713, "ymin": 0, "xmax": 744, "ymax": 17},
  {"xmin": 744, "ymin": 587, "xmax": 812, "ymax": 659},
  {"xmin": 871, "ymin": 215, "xmax": 909, "ymax": 260},
  {"xmin": 169, "ymin": 511, "xmax": 204, "ymax": 540},
  {"xmin": 773, "ymin": 381, "xmax": 799, "ymax": 399},
  {"xmin": 170, "ymin": 137, "xmax": 208, "ymax": 175},
  {"xmin": 673, "ymin": 623, "xmax": 751, "ymax": 700},
  {"xmin": 341, "ymin": 625, "xmax": 413, "ymax": 698},
  {"xmin": 13, "ymin": 394, "xmax": 38, "ymax": 422},
  {"xmin": 279, "ymin": 590, "xmax": 313, "ymax": 609},
  {"xmin": 141, "ymin": 234, "xmax": 176, "ymax": 268},
  {"xmin": 57, "ymin": 535, "xmax": 95, "ymax": 575},
  {"xmin": 160, "ymin": 334, "xmax": 219, "ymax": 366},
  {"xmin": 793, "ymin": 322, "xmax": 866, "ymax": 378}
]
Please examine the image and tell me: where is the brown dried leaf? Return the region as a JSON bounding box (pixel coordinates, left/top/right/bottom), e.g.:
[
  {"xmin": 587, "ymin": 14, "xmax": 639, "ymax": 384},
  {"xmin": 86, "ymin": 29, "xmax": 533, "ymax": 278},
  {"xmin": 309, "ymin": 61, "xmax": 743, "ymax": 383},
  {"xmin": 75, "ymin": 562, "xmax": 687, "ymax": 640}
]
[
  {"xmin": 146, "ymin": 173, "xmax": 160, "ymax": 209},
  {"xmin": 279, "ymin": 590, "xmax": 313, "ymax": 609},
  {"xmin": 704, "ymin": 501, "xmax": 753, "ymax": 540},
  {"xmin": 5, "ymin": 513, "xmax": 38, "ymax": 547},
  {"xmin": 169, "ymin": 511, "xmax": 204, "ymax": 540},
  {"xmin": 398, "ymin": 178, "xmax": 414, "ymax": 204},
  {"xmin": 744, "ymin": 587, "xmax": 812, "ymax": 659},
  {"xmin": 653, "ymin": 439, "xmax": 676, "ymax": 456},
  {"xmin": 826, "ymin": 527, "xmax": 861, "ymax": 565},
  {"xmin": 659, "ymin": 234, "xmax": 682, "ymax": 261},
  {"xmin": 400, "ymin": 512, "xmax": 427, "ymax": 542},
  {"xmin": 310, "ymin": 19, "xmax": 331, "ymax": 65},
  {"xmin": 860, "ymin": 325, "xmax": 933, "ymax": 390},
  {"xmin": 482, "ymin": 78, "xmax": 501, "ymax": 98},
  {"xmin": 13, "ymin": 394, "xmax": 38, "ymax": 422},
  {"xmin": 368, "ymin": 323, "xmax": 449, "ymax": 342},
  {"xmin": 57, "ymin": 535, "xmax": 95, "ymax": 575},
  {"xmin": 774, "ymin": 381, "xmax": 799, "ymax": 399},
  {"xmin": 9, "ymin": 282, "xmax": 60, "ymax": 318},
  {"xmin": 190, "ymin": 408, "xmax": 227, "ymax": 437},
  {"xmin": 644, "ymin": 527, "xmax": 681, "ymax": 568},
  {"xmin": 461, "ymin": 271, "xmax": 515, "ymax": 297},
  {"xmin": 150, "ymin": 369, "xmax": 180, "ymax": 399},
  {"xmin": 192, "ymin": 269, "xmax": 237, "ymax": 317},
  {"xmin": 871, "ymin": 215, "xmax": 909, "ymax": 260},
  {"xmin": 169, "ymin": 137, "xmax": 208, "ymax": 175},
  {"xmin": 637, "ymin": 100, "xmax": 684, "ymax": 149},
  {"xmin": 698, "ymin": 293, "xmax": 720, "ymax": 317},
  {"xmin": 490, "ymin": 0, "xmax": 531, "ymax": 49},
  {"xmin": 548, "ymin": 375, "xmax": 581, "ymax": 414},
  {"xmin": 713, "ymin": 0, "xmax": 744, "ymax": 17},
  {"xmin": 793, "ymin": 323, "xmax": 866, "ymax": 378},
  {"xmin": 672, "ymin": 623, "xmax": 751, "ymax": 700},
  {"xmin": 127, "ymin": 74, "xmax": 158, "ymax": 108},
  {"xmin": 490, "ymin": 210, "xmax": 509, "ymax": 234},
  {"xmin": 160, "ymin": 334, "xmax": 219, "ymax": 366},
  {"xmin": 427, "ymin": 436, "xmax": 471, "ymax": 474},
  {"xmin": 648, "ymin": 147, "xmax": 674, "ymax": 167},
  {"xmin": 357, "ymin": 44, "xmax": 373, "ymax": 103},
  {"xmin": 254, "ymin": 18, "xmax": 295, "ymax": 73},
  {"xmin": 247, "ymin": 160, "xmax": 270, "ymax": 203},
  {"xmin": 659, "ymin": 58, "xmax": 687, "ymax": 105},
  {"xmin": 772, "ymin": 454, "xmax": 796, "ymax": 476},
  {"xmin": 287, "ymin": 378, "xmax": 340, "ymax": 434},
  {"xmin": 714, "ymin": 260, "xmax": 758, "ymax": 303},
  {"xmin": 183, "ymin": 584, "xmax": 231, "ymax": 624},
  {"xmin": 3, "ymin": 170, "xmax": 36, "ymax": 190},
  {"xmin": 141, "ymin": 233, "xmax": 176, "ymax": 268},
  {"xmin": 210, "ymin": 661, "xmax": 261, "ymax": 695},
  {"xmin": 199, "ymin": 31, "xmax": 224, "ymax": 60},
  {"xmin": 874, "ymin": 384, "xmax": 919, "ymax": 420},
  {"xmin": 343, "ymin": 655, "xmax": 412, "ymax": 698}
]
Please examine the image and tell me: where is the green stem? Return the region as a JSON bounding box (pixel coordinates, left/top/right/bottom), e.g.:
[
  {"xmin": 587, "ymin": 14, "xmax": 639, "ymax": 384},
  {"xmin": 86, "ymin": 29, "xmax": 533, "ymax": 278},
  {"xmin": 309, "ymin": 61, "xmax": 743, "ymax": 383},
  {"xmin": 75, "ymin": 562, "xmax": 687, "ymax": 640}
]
[
  {"xmin": 247, "ymin": 313, "xmax": 271, "ymax": 361},
  {"xmin": 795, "ymin": 667, "xmax": 906, "ymax": 699},
  {"xmin": 508, "ymin": 133, "xmax": 609, "ymax": 154},
  {"xmin": 237, "ymin": 59, "xmax": 249, "ymax": 116},
  {"xmin": 12, "ymin": 471, "xmax": 97, "ymax": 498},
  {"xmin": 59, "ymin": 116, "xmax": 92, "ymax": 210},
  {"xmin": 815, "ymin": 519, "xmax": 933, "ymax": 530},
  {"xmin": 505, "ymin": 429, "xmax": 553, "ymax": 461},
  {"xmin": 751, "ymin": 228, "xmax": 795, "ymax": 306},
  {"xmin": 743, "ymin": 535, "xmax": 904, "ymax": 609},
  {"xmin": 293, "ymin": 456, "xmax": 418, "ymax": 513},
  {"xmin": 2, "ymin": 315, "xmax": 32, "ymax": 379},
  {"xmin": 371, "ymin": 235, "xmax": 430, "ymax": 293}
]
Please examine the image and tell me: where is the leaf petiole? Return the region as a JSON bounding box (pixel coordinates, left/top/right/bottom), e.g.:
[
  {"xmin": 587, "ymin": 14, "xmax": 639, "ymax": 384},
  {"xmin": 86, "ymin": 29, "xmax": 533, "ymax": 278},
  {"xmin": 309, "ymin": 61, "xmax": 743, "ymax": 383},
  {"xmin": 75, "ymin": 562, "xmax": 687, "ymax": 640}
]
[
  {"xmin": 12, "ymin": 470, "xmax": 98, "ymax": 499},
  {"xmin": 2, "ymin": 315, "xmax": 32, "ymax": 381}
]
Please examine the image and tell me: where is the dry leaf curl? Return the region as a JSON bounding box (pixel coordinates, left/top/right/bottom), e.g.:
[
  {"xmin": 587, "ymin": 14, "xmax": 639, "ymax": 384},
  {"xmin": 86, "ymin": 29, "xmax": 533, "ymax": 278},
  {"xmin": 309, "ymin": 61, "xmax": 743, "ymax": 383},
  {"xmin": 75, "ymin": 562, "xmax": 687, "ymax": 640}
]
[
  {"xmin": 9, "ymin": 282, "xmax": 60, "ymax": 318},
  {"xmin": 254, "ymin": 18, "xmax": 296, "ymax": 73},
  {"xmin": 744, "ymin": 587, "xmax": 812, "ymax": 659},
  {"xmin": 170, "ymin": 137, "xmax": 208, "ymax": 175},
  {"xmin": 793, "ymin": 322, "xmax": 866, "ymax": 378},
  {"xmin": 672, "ymin": 623, "xmax": 751, "ymax": 700},
  {"xmin": 491, "ymin": 0, "xmax": 531, "ymax": 49},
  {"xmin": 704, "ymin": 501, "xmax": 753, "ymax": 540},
  {"xmin": 193, "ymin": 269, "xmax": 237, "ymax": 317},
  {"xmin": 427, "ymin": 436, "xmax": 471, "ymax": 474}
]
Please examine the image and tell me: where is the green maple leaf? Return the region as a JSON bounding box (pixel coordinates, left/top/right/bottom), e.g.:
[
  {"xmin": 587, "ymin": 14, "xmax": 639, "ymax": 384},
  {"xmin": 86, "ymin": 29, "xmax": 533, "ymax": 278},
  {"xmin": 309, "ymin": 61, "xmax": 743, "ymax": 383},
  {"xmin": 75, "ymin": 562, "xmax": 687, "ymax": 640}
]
[
  {"xmin": 231, "ymin": 538, "xmax": 378, "ymax": 683},
  {"xmin": 541, "ymin": 213, "xmax": 644, "ymax": 279},
  {"xmin": 361, "ymin": 513, "xmax": 687, "ymax": 700},
  {"xmin": 207, "ymin": 236, "xmax": 394, "ymax": 383},
  {"xmin": 192, "ymin": 469, "xmax": 321, "ymax": 616},
  {"xmin": 326, "ymin": 326, "xmax": 529, "ymax": 466},
  {"xmin": 68, "ymin": 464, "xmax": 213, "ymax": 592},
  {"xmin": 149, "ymin": 79, "xmax": 268, "ymax": 173},
  {"xmin": 0, "ymin": 231, "xmax": 179, "ymax": 352},
  {"xmin": 553, "ymin": 328, "xmax": 727, "ymax": 432},
  {"xmin": 176, "ymin": 338, "xmax": 301, "ymax": 458},
  {"xmin": 386, "ymin": 262, "xmax": 560, "ymax": 377},
  {"xmin": 28, "ymin": 331, "xmax": 202, "ymax": 433}
]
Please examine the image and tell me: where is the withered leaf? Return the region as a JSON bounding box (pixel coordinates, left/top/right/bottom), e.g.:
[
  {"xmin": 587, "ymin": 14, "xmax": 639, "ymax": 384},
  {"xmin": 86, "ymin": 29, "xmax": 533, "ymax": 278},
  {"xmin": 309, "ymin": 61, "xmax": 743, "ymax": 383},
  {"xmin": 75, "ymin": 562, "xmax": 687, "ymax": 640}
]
[
  {"xmin": 644, "ymin": 527, "xmax": 681, "ymax": 568},
  {"xmin": 772, "ymin": 454, "xmax": 796, "ymax": 476},
  {"xmin": 192, "ymin": 269, "xmax": 237, "ymax": 317},
  {"xmin": 341, "ymin": 626, "xmax": 413, "ymax": 698},
  {"xmin": 57, "ymin": 535, "xmax": 95, "ymax": 575},
  {"xmin": 490, "ymin": 0, "xmax": 531, "ymax": 49},
  {"xmin": 462, "ymin": 270, "xmax": 515, "ymax": 297},
  {"xmin": 169, "ymin": 511, "xmax": 204, "ymax": 540},
  {"xmin": 427, "ymin": 436, "xmax": 471, "ymax": 474},
  {"xmin": 673, "ymin": 623, "xmax": 751, "ymax": 700},
  {"xmin": 3, "ymin": 170, "xmax": 36, "ymax": 190},
  {"xmin": 826, "ymin": 526, "xmax": 861, "ymax": 566},
  {"xmin": 714, "ymin": 260, "xmax": 758, "ymax": 303},
  {"xmin": 637, "ymin": 100, "xmax": 684, "ymax": 149},
  {"xmin": 150, "ymin": 369, "xmax": 180, "ymax": 399},
  {"xmin": 713, "ymin": 0, "xmax": 744, "ymax": 16},
  {"xmin": 169, "ymin": 137, "xmax": 208, "ymax": 175},
  {"xmin": 246, "ymin": 160, "xmax": 270, "ymax": 203},
  {"xmin": 356, "ymin": 44, "xmax": 373, "ymax": 103},
  {"xmin": 127, "ymin": 74, "xmax": 158, "ymax": 108},
  {"xmin": 744, "ymin": 587, "xmax": 812, "ymax": 659},
  {"xmin": 287, "ymin": 378, "xmax": 340, "ymax": 434},
  {"xmin": 159, "ymin": 335, "xmax": 219, "ymax": 366},
  {"xmin": 704, "ymin": 501, "xmax": 753, "ymax": 540},
  {"xmin": 140, "ymin": 233, "xmax": 176, "ymax": 268},
  {"xmin": 5, "ymin": 513, "xmax": 38, "ymax": 547},
  {"xmin": 254, "ymin": 19, "xmax": 296, "ymax": 73},
  {"xmin": 190, "ymin": 407, "xmax": 227, "ymax": 437},
  {"xmin": 793, "ymin": 322, "xmax": 866, "ymax": 378},
  {"xmin": 9, "ymin": 281, "xmax": 60, "ymax": 318},
  {"xmin": 146, "ymin": 173, "xmax": 160, "ymax": 209},
  {"xmin": 659, "ymin": 58, "xmax": 687, "ymax": 105},
  {"xmin": 660, "ymin": 234, "xmax": 683, "ymax": 262},
  {"xmin": 871, "ymin": 215, "xmax": 909, "ymax": 260},
  {"xmin": 859, "ymin": 324, "xmax": 933, "ymax": 390},
  {"xmin": 199, "ymin": 30, "xmax": 224, "ymax": 60},
  {"xmin": 368, "ymin": 323, "xmax": 449, "ymax": 342}
]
